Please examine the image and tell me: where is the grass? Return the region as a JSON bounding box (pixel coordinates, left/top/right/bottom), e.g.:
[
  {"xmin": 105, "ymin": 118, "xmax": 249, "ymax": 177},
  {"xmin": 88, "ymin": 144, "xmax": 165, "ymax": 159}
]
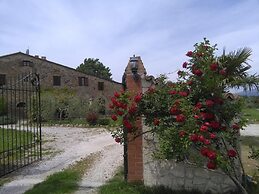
[
  {"xmin": 242, "ymin": 108, "xmax": 259, "ymax": 123},
  {"xmin": 0, "ymin": 128, "xmax": 34, "ymax": 153},
  {"xmin": 99, "ymin": 167, "xmax": 208, "ymax": 194},
  {"xmin": 24, "ymin": 152, "xmax": 100, "ymax": 194},
  {"xmin": 240, "ymin": 136, "xmax": 259, "ymax": 177}
]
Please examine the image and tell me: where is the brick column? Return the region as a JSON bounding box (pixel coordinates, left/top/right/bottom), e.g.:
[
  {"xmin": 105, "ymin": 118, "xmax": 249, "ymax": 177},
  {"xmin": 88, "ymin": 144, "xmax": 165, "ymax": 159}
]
[{"xmin": 125, "ymin": 55, "xmax": 146, "ymax": 182}]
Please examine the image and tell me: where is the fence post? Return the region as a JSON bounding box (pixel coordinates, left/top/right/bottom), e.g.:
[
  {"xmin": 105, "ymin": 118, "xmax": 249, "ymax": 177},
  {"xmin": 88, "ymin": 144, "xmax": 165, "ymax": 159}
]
[{"xmin": 124, "ymin": 55, "xmax": 146, "ymax": 182}]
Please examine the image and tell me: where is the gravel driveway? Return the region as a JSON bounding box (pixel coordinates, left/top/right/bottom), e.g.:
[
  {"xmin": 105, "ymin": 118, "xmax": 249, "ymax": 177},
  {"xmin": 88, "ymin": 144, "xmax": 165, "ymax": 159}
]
[{"xmin": 0, "ymin": 126, "xmax": 123, "ymax": 194}]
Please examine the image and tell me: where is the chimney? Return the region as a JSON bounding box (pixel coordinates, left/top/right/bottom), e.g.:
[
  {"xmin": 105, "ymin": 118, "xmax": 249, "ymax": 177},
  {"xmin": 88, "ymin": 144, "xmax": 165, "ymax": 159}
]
[
  {"xmin": 41, "ymin": 56, "xmax": 46, "ymax": 60},
  {"xmin": 35, "ymin": 55, "xmax": 39, "ymax": 58}
]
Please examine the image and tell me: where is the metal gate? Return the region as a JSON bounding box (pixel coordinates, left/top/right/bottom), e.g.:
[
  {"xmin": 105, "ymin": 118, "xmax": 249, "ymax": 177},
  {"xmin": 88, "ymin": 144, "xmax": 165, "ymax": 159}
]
[{"xmin": 0, "ymin": 73, "xmax": 41, "ymax": 177}]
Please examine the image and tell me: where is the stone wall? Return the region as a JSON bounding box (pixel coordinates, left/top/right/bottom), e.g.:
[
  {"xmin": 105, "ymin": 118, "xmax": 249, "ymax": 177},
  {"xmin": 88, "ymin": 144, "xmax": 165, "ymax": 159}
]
[
  {"xmin": 142, "ymin": 126, "xmax": 239, "ymax": 194},
  {"xmin": 0, "ymin": 52, "xmax": 121, "ymax": 109}
]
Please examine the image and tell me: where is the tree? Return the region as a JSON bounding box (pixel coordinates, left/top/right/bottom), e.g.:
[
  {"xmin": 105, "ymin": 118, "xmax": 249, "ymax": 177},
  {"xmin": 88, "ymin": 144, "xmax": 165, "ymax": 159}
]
[{"xmin": 76, "ymin": 58, "xmax": 112, "ymax": 80}]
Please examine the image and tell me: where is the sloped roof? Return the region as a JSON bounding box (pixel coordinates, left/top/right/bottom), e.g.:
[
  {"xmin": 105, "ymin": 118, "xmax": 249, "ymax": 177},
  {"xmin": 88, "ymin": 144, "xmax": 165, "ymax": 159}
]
[{"xmin": 0, "ymin": 52, "xmax": 121, "ymax": 84}]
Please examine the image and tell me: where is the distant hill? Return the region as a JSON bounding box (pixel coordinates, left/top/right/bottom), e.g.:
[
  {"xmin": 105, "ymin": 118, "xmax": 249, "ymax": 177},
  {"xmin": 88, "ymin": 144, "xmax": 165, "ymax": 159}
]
[{"xmin": 236, "ymin": 89, "xmax": 259, "ymax": 96}]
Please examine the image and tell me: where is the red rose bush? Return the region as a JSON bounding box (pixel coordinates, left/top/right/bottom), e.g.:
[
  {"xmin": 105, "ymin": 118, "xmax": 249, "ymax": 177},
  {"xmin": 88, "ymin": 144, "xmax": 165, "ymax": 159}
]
[{"xmin": 109, "ymin": 38, "xmax": 258, "ymax": 194}]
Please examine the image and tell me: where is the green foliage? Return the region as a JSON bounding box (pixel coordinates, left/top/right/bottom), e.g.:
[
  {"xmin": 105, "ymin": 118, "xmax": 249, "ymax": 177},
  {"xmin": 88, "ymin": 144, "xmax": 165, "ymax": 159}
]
[
  {"xmin": 76, "ymin": 58, "xmax": 112, "ymax": 80},
  {"xmin": 40, "ymin": 89, "xmax": 103, "ymax": 121},
  {"xmin": 97, "ymin": 117, "xmax": 111, "ymax": 126}
]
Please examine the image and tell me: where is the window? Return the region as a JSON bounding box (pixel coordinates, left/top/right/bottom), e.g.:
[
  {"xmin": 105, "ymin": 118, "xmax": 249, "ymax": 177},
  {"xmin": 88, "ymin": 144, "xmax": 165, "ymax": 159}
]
[
  {"xmin": 78, "ymin": 77, "xmax": 88, "ymax": 86},
  {"xmin": 53, "ymin": 76, "xmax": 61, "ymax": 86},
  {"xmin": 23, "ymin": 60, "xmax": 32, "ymax": 66},
  {"xmin": 98, "ymin": 82, "xmax": 104, "ymax": 91},
  {"xmin": 0, "ymin": 74, "xmax": 6, "ymax": 86}
]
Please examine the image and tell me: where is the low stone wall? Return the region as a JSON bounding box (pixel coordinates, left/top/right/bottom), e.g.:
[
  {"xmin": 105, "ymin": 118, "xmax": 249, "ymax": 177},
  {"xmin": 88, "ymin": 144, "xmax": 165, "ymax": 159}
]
[{"xmin": 143, "ymin": 129, "xmax": 239, "ymax": 194}]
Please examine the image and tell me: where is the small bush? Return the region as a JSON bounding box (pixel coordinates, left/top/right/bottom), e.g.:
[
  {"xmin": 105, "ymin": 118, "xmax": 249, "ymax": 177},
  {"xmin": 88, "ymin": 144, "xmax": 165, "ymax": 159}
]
[
  {"xmin": 86, "ymin": 112, "xmax": 99, "ymax": 125},
  {"xmin": 98, "ymin": 117, "xmax": 110, "ymax": 126}
]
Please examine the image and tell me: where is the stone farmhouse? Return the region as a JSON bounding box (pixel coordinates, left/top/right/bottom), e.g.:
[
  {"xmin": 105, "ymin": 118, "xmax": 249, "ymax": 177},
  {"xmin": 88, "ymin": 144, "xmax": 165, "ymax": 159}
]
[{"xmin": 0, "ymin": 52, "xmax": 122, "ymax": 114}]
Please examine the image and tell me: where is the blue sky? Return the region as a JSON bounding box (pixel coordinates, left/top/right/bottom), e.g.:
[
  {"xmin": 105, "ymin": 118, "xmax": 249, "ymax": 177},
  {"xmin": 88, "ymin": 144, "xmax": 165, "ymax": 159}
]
[{"xmin": 1, "ymin": 0, "xmax": 258, "ymax": 82}]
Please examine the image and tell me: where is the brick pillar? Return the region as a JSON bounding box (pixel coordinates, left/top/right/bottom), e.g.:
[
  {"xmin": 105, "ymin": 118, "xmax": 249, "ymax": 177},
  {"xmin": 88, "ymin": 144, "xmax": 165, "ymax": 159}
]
[{"xmin": 125, "ymin": 55, "xmax": 146, "ymax": 182}]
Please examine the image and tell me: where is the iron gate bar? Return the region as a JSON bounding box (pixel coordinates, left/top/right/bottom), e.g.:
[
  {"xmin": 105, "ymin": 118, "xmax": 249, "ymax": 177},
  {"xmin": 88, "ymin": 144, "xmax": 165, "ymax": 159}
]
[{"xmin": 0, "ymin": 73, "xmax": 42, "ymax": 177}]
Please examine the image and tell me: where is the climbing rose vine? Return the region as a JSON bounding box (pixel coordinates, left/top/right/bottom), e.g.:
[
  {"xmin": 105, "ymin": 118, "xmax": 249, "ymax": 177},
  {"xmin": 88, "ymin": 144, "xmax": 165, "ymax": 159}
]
[{"xmin": 109, "ymin": 39, "xmax": 258, "ymax": 194}]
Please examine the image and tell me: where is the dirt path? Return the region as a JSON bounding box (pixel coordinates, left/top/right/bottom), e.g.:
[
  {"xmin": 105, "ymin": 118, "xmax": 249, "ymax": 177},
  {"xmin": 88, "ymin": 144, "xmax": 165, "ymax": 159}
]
[{"xmin": 0, "ymin": 127, "xmax": 123, "ymax": 194}]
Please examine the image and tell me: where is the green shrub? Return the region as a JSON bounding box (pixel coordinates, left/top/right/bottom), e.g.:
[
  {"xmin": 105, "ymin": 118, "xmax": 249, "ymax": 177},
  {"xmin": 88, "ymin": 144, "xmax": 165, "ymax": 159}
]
[{"xmin": 98, "ymin": 117, "xmax": 110, "ymax": 126}]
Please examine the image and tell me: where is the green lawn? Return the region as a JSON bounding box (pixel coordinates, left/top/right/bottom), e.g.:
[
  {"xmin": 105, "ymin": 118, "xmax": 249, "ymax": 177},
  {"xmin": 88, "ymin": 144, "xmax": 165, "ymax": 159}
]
[
  {"xmin": 242, "ymin": 108, "xmax": 259, "ymax": 123},
  {"xmin": 0, "ymin": 128, "xmax": 35, "ymax": 153}
]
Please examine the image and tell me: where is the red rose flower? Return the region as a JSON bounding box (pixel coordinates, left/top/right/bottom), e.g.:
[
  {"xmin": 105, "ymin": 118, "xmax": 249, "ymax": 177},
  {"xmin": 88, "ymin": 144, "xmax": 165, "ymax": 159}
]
[
  {"xmin": 176, "ymin": 114, "xmax": 186, "ymax": 122},
  {"xmin": 170, "ymin": 106, "xmax": 181, "ymax": 115},
  {"xmin": 186, "ymin": 51, "xmax": 193, "ymax": 57},
  {"xmin": 206, "ymin": 99, "xmax": 214, "ymax": 107},
  {"xmin": 179, "ymin": 91, "xmax": 188, "ymax": 97},
  {"xmin": 207, "ymin": 160, "xmax": 216, "ymax": 169},
  {"xmin": 194, "ymin": 115, "xmax": 200, "ymax": 119},
  {"xmin": 195, "ymin": 102, "xmax": 203, "ymax": 109},
  {"xmin": 179, "ymin": 130, "xmax": 186, "ymax": 138},
  {"xmin": 111, "ymin": 114, "xmax": 117, "ymax": 121},
  {"xmin": 111, "ymin": 97, "xmax": 118, "ymax": 105},
  {"xmin": 134, "ymin": 94, "xmax": 142, "ymax": 103},
  {"xmin": 201, "ymin": 112, "xmax": 215, "ymax": 120},
  {"xmin": 114, "ymin": 92, "xmax": 120, "ymax": 98},
  {"xmin": 200, "ymin": 125, "xmax": 208, "ymax": 132},
  {"xmin": 204, "ymin": 122, "xmax": 211, "ymax": 126},
  {"xmin": 194, "ymin": 69, "xmax": 203, "ymax": 77},
  {"xmin": 182, "ymin": 62, "xmax": 188, "ymax": 68},
  {"xmin": 232, "ymin": 123, "xmax": 240, "ymax": 130},
  {"xmin": 190, "ymin": 134, "xmax": 198, "ymax": 142},
  {"xmin": 210, "ymin": 121, "xmax": 220, "ymax": 129},
  {"xmin": 120, "ymin": 103, "xmax": 127, "ymax": 110},
  {"xmin": 115, "ymin": 137, "xmax": 121, "ymax": 143},
  {"xmin": 219, "ymin": 69, "xmax": 227, "ymax": 76},
  {"xmin": 207, "ymin": 151, "xmax": 217, "ymax": 160},
  {"xmin": 209, "ymin": 133, "xmax": 216, "ymax": 139},
  {"xmin": 117, "ymin": 110, "xmax": 124, "ymax": 116},
  {"xmin": 128, "ymin": 104, "xmax": 137, "ymax": 114},
  {"xmin": 200, "ymin": 147, "xmax": 209, "ymax": 156},
  {"xmin": 210, "ymin": 63, "xmax": 218, "ymax": 71},
  {"xmin": 198, "ymin": 135, "xmax": 205, "ymax": 142},
  {"xmin": 153, "ymin": 118, "xmax": 160, "ymax": 126},
  {"xmin": 169, "ymin": 90, "xmax": 178, "ymax": 95},
  {"xmin": 227, "ymin": 149, "xmax": 237, "ymax": 157},
  {"xmin": 204, "ymin": 139, "xmax": 211, "ymax": 145},
  {"xmin": 123, "ymin": 119, "xmax": 133, "ymax": 130}
]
